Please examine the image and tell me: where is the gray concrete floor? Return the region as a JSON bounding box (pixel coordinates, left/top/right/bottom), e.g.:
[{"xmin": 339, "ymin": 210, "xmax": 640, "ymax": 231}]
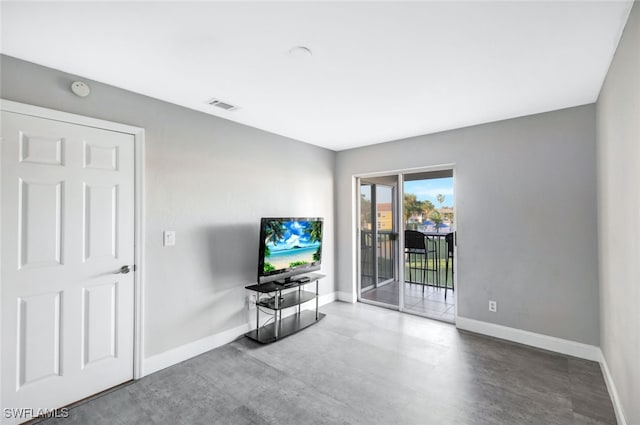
[{"xmin": 39, "ymin": 301, "xmax": 616, "ymax": 425}]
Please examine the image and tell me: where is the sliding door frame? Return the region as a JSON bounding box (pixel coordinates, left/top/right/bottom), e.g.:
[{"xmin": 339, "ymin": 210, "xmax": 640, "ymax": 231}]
[
  {"xmin": 356, "ymin": 176, "xmax": 401, "ymax": 308},
  {"xmin": 354, "ymin": 164, "xmax": 458, "ymax": 321}
]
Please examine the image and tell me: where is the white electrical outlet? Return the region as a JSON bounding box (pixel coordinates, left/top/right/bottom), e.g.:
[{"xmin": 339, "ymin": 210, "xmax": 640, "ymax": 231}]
[
  {"xmin": 248, "ymin": 294, "xmax": 257, "ymax": 309},
  {"xmin": 489, "ymin": 300, "xmax": 497, "ymax": 312},
  {"xmin": 163, "ymin": 230, "xmax": 176, "ymax": 247}
]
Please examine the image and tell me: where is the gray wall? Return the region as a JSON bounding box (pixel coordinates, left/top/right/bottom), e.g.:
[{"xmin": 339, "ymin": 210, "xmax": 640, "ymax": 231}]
[
  {"xmin": 336, "ymin": 105, "xmax": 600, "ymax": 345},
  {"xmin": 0, "ymin": 55, "xmax": 336, "ymax": 358},
  {"xmin": 596, "ymin": 2, "xmax": 640, "ymax": 423}
]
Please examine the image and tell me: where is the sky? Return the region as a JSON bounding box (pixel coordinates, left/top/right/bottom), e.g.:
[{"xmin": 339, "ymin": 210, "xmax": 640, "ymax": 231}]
[
  {"xmin": 404, "ymin": 177, "xmax": 454, "ymax": 207},
  {"xmin": 361, "ymin": 177, "xmax": 454, "ymax": 207}
]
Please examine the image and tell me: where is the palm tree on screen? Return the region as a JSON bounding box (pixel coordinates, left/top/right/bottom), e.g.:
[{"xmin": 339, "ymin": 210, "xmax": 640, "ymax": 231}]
[
  {"xmin": 306, "ymin": 221, "xmax": 323, "ymax": 261},
  {"xmin": 309, "ymin": 221, "xmax": 322, "ymax": 243},
  {"xmin": 264, "ymin": 221, "xmax": 285, "ymax": 247}
]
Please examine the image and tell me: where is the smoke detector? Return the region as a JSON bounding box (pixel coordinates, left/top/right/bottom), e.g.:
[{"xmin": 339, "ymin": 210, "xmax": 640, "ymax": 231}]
[
  {"xmin": 71, "ymin": 81, "xmax": 91, "ymax": 97},
  {"xmin": 207, "ymin": 98, "xmax": 238, "ymax": 111}
]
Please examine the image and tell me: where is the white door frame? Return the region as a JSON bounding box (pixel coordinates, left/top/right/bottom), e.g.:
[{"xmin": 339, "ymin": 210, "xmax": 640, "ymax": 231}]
[
  {"xmin": 0, "ymin": 100, "xmax": 146, "ymax": 415},
  {"xmin": 353, "ymin": 163, "xmax": 458, "ymax": 320}
]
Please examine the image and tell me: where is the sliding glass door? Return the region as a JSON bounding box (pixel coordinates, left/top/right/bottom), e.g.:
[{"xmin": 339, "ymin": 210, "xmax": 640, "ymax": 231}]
[
  {"xmin": 402, "ymin": 170, "xmax": 456, "ymax": 322},
  {"xmin": 358, "ymin": 178, "xmax": 399, "ymax": 307},
  {"xmin": 356, "ymin": 169, "xmax": 457, "ymax": 323}
]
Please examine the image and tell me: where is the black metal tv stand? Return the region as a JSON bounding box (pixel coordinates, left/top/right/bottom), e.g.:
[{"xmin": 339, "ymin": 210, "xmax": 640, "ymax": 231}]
[{"xmin": 245, "ymin": 273, "xmax": 325, "ymax": 344}]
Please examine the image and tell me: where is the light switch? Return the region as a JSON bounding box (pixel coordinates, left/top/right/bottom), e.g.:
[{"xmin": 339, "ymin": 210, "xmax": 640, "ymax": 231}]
[{"xmin": 163, "ymin": 231, "xmax": 176, "ymax": 247}]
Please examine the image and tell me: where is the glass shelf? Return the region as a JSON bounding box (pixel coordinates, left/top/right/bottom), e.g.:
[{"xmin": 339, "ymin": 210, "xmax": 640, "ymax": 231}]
[
  {"xmin": 258, "ymin": 291, "xmax": 317, "ymax": 310},
  {"xmin": 245, "ymin": 273, "xmax": 325, "ymax": 293},
  {"xmin": 245, "ymin": 273, "xmax": 326, "ymax": 344},
  {"xmin": 245, "ymin": 310, "xmax": 326, "ymax": 344}
]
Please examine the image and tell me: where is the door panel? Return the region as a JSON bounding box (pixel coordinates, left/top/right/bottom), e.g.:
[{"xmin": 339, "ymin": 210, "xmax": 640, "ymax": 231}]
[
  {"xmin": 17, "ymin": 291, "xmax": 62, "ymax": 389},
  {"xmin": 84, "ymin": 142, "xmax": 118, "ymax": 171},
  {"xmin": 358, "ymin": 178, "xmax": 399, "ymax": 308},
  {"xmin": 19, "ymin": 133, "xmax": 64, "ymax": 166},
  {"xmin": 82, "ymin": 282, "xmax": 118, "ymax": 367},
  {"xmin": 375, "ymin": 184, "xmax": 395, "ymax": 286},
  {"xmin": 1, "ymin": 111, "xmax": 135, "ymax": 423},
  {"xmin": 83, "ymin": 183, "xmax": 119, "ymax": 261},
  {"xmin": 19, "ymin": 179, "xmax": 64, "ymax": 268}
]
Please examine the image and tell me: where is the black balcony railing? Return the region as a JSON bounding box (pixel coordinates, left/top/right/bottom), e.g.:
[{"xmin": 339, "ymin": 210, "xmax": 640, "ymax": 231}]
[
  {"xmin": 361, "ymin": 230, "xmax": 454, "ymax": 289},
  {"xmin": 404, "ymin": 235, "xmax": 453, "ymax": 288},
  {"xmin": 377, "ymin": 231, "xmax": 394, "ymax": 282},
  {"xmin": 360, "ymin": 230, "xmax": 395, "ymax": 287}
]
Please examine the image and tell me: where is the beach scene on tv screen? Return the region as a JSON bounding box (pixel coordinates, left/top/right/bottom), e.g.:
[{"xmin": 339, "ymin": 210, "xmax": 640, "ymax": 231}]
[{"xmin": 263, "ymin": 219, "xmax": 322, "ymax": 273}]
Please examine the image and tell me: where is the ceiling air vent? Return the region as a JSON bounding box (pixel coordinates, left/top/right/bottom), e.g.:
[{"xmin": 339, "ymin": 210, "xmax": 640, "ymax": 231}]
[{"xmin": 207, "ymin": 98, "xmax": 238, "ymax": 111}]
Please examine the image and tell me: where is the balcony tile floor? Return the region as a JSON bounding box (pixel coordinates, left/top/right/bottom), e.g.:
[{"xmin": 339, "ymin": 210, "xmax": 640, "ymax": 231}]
[{"xmin": 361, "ymin": 281, "xmax": 455, "ymax": 323}]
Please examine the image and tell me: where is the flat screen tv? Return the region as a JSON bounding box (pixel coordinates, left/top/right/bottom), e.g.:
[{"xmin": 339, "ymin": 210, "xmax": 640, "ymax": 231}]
[{"xmin": 257, "ymin": 217, "xmax": 323, "ymax": 284}]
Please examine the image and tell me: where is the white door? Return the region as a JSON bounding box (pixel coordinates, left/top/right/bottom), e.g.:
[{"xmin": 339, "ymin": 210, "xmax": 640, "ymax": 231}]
[{"xmin": 1, "ymin": 110, "xmax": 135, "ymax": 424}]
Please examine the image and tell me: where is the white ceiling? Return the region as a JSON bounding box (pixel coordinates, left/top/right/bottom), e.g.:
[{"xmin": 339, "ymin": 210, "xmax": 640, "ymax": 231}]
[{"xmin": 0, "ymin": 1, "xmax": 633, "ymax": 151}]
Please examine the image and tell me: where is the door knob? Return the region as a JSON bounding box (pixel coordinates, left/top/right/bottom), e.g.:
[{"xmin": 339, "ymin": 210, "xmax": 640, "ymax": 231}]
[{"xmin": 115, "ymin": 265, "xmax": 132, "ymax": 274}]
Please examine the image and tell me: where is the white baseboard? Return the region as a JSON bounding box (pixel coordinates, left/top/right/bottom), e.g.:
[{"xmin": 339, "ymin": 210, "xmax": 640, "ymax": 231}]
[
  {"xmin": 142, "ymin": 322, "xmax": 249, "ymax": 376},
  {"xmin": 337, "ymin": 291, "xmax": 356, "ymax": 303},
  {"xmin": 455, "ymin": 316, "xmax": 600, "ymax": 361},
  {"xmin": 599, "ymin": 349, "xmax": 628, "ymax": 425},
  {"xmin": 142, "ymin": 292, "xmax": 337, "ymax": 377},
  {"xmin": 318, "ymin": 291, "xmax": 337, "ymax": 306}
]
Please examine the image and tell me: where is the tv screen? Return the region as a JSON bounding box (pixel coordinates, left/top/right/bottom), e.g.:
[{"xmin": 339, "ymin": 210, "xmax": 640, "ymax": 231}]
[{"xmin": 258, "ymin": 217, "xmax": 323, "ymax": 284}]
